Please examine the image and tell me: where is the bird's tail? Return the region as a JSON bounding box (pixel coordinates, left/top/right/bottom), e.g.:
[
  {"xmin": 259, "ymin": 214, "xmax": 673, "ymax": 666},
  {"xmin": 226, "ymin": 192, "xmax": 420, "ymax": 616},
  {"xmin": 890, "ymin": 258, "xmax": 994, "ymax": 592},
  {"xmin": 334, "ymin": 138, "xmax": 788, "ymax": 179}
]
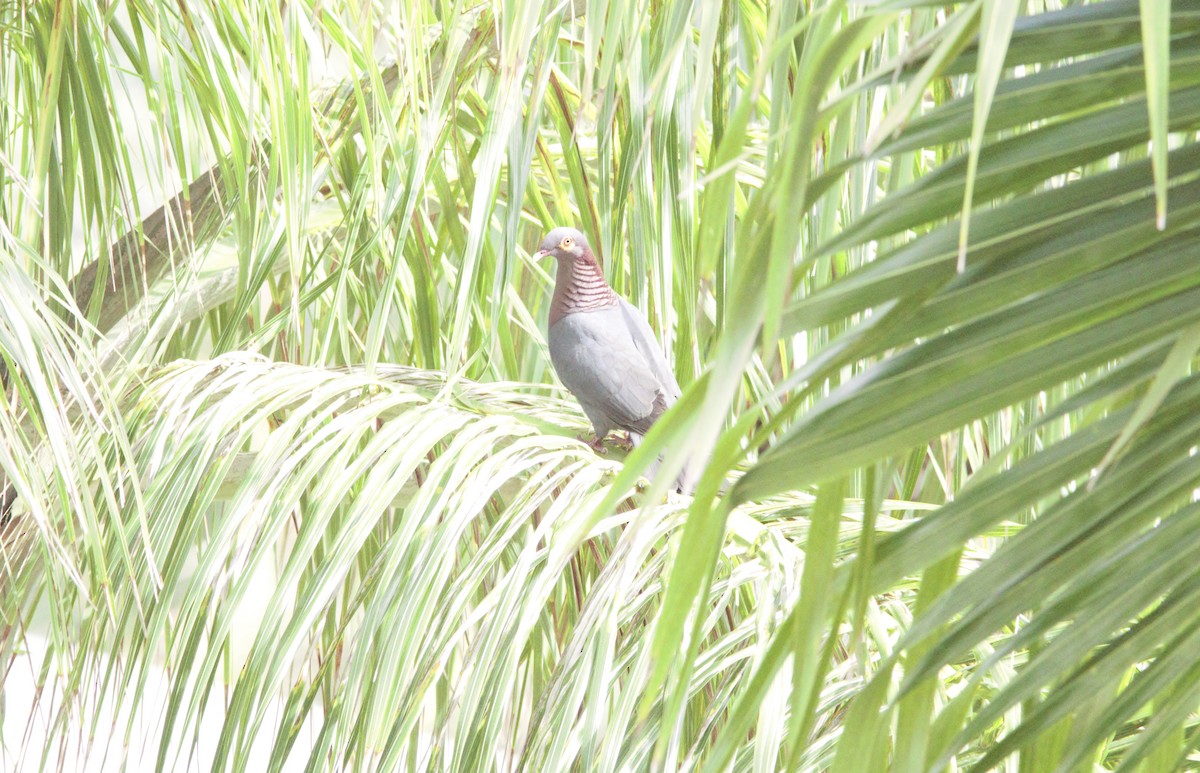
[{"xmin": 633, "ymin": 434, "xmax": 700, "ymax": 496}]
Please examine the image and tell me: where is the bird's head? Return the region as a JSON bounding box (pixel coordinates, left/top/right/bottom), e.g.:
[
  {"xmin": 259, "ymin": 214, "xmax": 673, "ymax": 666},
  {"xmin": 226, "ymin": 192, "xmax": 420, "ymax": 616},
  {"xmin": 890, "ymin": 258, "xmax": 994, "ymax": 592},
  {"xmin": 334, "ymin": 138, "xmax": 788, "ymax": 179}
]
[{"xmin": 534, "ymin": 226, "xmax": 589, "ymax": 262}]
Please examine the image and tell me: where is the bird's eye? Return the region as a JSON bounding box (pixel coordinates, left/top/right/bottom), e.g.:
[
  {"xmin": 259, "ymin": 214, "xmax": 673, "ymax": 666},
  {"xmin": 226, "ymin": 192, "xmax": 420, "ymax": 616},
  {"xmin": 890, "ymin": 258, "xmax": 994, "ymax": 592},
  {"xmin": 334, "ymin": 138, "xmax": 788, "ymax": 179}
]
[{"xmin": 561, "ymin": 237, "xmax": 573, "ymax": 248}]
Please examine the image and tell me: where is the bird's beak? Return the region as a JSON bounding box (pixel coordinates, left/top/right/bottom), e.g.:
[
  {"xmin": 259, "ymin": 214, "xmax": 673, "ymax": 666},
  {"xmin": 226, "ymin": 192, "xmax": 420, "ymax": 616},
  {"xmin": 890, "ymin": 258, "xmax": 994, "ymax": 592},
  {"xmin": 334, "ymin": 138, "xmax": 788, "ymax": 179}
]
[{"xmin": 534, "ymin": 248, "xmax": 551, "ymax": 260}]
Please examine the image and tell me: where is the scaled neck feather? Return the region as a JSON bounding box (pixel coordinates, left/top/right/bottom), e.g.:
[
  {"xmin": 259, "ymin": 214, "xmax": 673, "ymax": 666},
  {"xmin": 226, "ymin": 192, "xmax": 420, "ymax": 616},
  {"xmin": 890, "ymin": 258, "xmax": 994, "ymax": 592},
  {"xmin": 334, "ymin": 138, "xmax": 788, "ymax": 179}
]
[{"xmin": 549, "ymin": 248, "xmax": 619, "ymax": 326}]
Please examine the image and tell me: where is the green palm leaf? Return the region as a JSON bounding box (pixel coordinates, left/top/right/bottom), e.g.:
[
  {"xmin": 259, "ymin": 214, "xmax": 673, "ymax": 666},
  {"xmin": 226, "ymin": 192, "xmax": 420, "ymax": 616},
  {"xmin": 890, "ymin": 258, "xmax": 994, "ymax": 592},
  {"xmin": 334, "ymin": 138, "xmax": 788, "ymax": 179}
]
[{"xmin": 4, "ymin": 0, "xmax": 1200, "ymax": 770}]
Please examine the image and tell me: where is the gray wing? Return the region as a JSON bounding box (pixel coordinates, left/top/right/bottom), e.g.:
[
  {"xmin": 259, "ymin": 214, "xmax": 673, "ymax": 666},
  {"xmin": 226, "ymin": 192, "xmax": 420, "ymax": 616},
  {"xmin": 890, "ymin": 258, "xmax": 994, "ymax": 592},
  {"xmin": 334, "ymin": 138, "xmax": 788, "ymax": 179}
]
[
  {"xmin": 618, "ymin": 299, "xmax": 681, "ymax": 400},
  {"xmin": 549, "ymin": 307, "xmax": 671, "ymax": 435}
]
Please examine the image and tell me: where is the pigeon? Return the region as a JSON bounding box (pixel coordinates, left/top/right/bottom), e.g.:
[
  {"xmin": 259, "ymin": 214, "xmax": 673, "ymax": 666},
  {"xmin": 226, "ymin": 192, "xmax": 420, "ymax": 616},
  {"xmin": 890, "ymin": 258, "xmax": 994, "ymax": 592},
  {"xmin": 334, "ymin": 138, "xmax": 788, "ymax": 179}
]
[{"xmin": 534, "ymin": 226, "xmax": 692, "ymax": 492}]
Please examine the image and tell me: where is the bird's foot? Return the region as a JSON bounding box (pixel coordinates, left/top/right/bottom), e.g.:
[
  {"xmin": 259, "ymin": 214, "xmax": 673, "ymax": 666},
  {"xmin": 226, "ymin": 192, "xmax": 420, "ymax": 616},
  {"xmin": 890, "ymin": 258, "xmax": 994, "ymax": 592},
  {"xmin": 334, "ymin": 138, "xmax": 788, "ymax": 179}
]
[
  {"xmin": 612, "ymin": 433, "xmax": 635, "ymax": 452},
  {"xmin": 578, "ymin": 433, "xmax": 608, "ymax": 454}
]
